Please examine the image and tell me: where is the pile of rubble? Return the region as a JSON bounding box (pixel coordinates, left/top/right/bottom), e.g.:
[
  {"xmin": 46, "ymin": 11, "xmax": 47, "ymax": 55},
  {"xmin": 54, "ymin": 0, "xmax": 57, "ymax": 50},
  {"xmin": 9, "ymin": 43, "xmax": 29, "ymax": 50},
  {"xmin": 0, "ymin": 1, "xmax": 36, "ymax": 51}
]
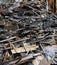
[{"xmin": 0, "ymin": 1, "xmax": 57, "ymax": 65}]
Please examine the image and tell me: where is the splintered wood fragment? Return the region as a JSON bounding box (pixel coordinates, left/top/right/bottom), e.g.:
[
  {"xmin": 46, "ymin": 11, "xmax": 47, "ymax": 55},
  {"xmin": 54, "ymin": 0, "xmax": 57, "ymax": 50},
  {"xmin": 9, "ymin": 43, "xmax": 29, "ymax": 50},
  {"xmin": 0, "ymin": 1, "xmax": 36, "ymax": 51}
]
[
  {"xmin": 11, "ymin": 37, "xmax": 29, "ymax": 44},
  {"xmin": 11, "ymin": 47, "xmax": 25, "ymax": 54},
  {"xmin": 0, "ymin": 36, "xmax": 17, "ymax": 43},
  {"xmin": 11, "ymin": 44, "xmax": 39, "ymax": 54},
  {"xmin": 9, "ymin": 41, "xmax": 17, "ymax": 53},
  {"xmin": 3, "ymin": 51, "xmax": 10, "ymax": 62},
  {"xmin": 24, "ymin": 44, "xmax": 38, "ymax": 52}
]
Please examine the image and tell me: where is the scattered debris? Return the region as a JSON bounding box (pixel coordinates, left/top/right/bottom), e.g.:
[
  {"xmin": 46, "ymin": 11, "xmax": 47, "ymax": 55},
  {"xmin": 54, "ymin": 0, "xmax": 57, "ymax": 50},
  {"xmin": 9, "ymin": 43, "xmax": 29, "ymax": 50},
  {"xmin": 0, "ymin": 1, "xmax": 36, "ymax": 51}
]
[{"xmin": 0, "ymin": 1, "xmax": 57, "ymax": 65}]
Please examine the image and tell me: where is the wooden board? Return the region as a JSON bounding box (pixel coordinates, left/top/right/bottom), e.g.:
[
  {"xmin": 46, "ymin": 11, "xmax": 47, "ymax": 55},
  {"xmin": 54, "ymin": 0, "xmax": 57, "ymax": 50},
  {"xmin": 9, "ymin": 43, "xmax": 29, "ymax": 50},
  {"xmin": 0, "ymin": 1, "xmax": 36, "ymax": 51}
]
[{"xmin": 11, "ymin": 44, "xmax": 39, "ymax": 54}]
